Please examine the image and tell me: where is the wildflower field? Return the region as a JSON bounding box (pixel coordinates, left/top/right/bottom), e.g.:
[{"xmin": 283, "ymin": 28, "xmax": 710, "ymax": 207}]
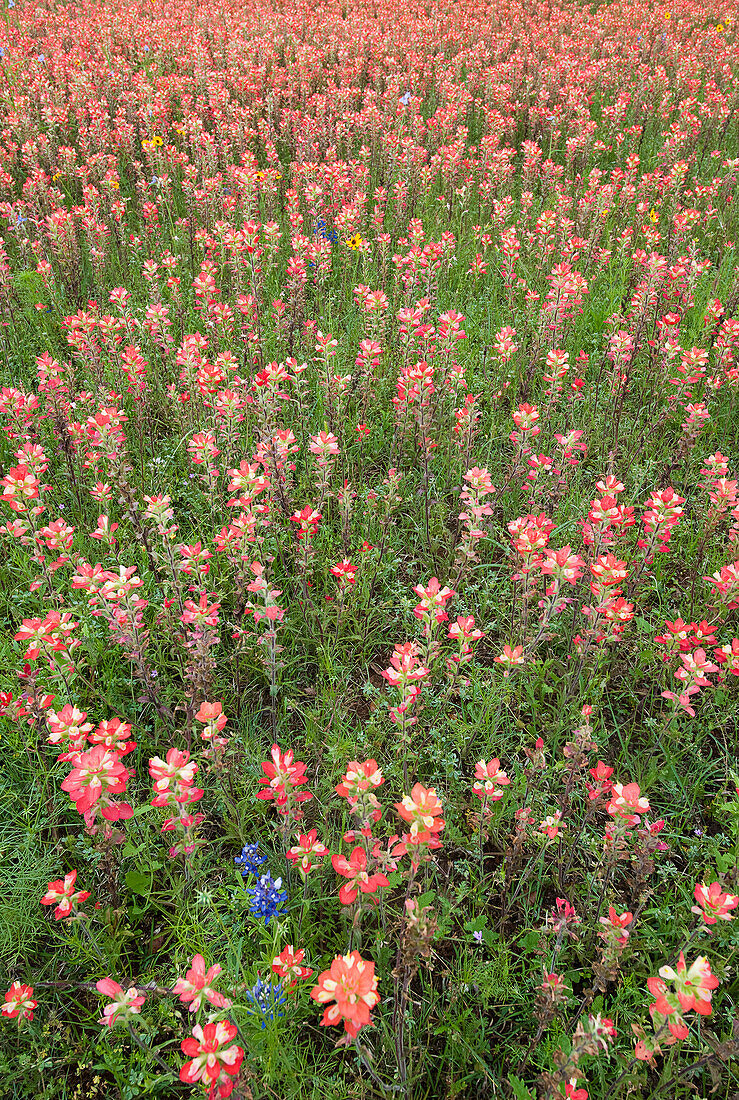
[{"xmin": 4, "ymin": 0, "xmax": 739, "ymax": 1095}]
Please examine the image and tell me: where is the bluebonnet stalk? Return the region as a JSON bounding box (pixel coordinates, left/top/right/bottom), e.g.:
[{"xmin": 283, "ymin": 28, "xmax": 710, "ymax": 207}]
[
  {"xmin": 244, "ymin": 977, "xmax": 287, "ymax": 1027},
  {"xmin": 235, "ymin": 842, "xmax": 266, "ymax": 878},
  {"xmin": 246, "ymin": 872, "xmax": 287, "ymax": 925}
]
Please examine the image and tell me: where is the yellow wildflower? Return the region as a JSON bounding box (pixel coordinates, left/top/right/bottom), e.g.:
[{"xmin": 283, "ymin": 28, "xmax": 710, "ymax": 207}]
[
  {"xmin": 649, "ymin": 208, "xmax": 659, "ymax": 223},
  {"xmin": 345, "ymin": 233, "xmax": 363, "ymax": 250},
  {"xmin": 52, "ymin": 172, "xmax": 60, "ymax": 181},
  {"xmin": 152, "ymin": 135, "xmax": 163, "ymax": 147}
]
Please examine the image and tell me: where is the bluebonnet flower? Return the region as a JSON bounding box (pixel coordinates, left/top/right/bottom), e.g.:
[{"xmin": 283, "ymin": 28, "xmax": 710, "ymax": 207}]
[
  {"xmin": 313, "ymin": 218, "xmax": 326, "ymax": 232},
  {"xmin": 246, "ymin": 872, "xmax": 287, "ymax": 925},
  {"xmin": 37, "ymin": 55, "xmax": 44, "ymax": 62},
  {"xmin": 400, "ymin": 91, "xmax": 412, "ymax": 106},
  {"xmin": 235, "ymin": 842, "xmax": 266, "ymax": 878},
  {"xmin": 244, "ymin": 977, "xmax": 286, "ymax": 1027}
]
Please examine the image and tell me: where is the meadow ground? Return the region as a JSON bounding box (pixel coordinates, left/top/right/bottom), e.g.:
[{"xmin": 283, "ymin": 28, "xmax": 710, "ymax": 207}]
[{"xmin": 2, "ymin": 0, "xmax": 739, "ymax": 1097}]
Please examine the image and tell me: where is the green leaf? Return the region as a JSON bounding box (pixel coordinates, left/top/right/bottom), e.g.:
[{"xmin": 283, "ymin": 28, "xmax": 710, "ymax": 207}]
[
  {"xmin": 132, "ymin": 802, "xmax": 156, "ymax": 817},
  {"xmin": 507, "ymin": 1074, "xmax": 535, "ymax": 1099},
  {"xmin": 125, "ymin": 870, "xmax": 152, "ymax": 896},
  {"xmin": 521, "ymin": 931, "xmax": 540, "ymax": 951}
]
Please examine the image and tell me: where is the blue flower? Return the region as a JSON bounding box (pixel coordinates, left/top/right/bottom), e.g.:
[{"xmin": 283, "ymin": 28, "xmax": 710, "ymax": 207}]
[
  {"xmin": 313, "ymin": 218, "xmax": 326, "ymax": 231},
  {"xmin": 37, "ymin": 55, "xmax": 44, "ymax": 62},
  {"xmin": 235, "ymin": 842, "xmax": 267, "ymax": 878},
  {"xmin": 244, "ymin": 978, "xmax": 286, "ymax": 1027},
  {"xmin": 246, "ymin": 872, "xmax": 287, "ymax": 925},
  {"xmin": 326, "ymin": 229, "xmax": 338, "ymax": 243},
  {"xmin": 400, "ymin": 91, "xmax": 412, "ymax": 106}
]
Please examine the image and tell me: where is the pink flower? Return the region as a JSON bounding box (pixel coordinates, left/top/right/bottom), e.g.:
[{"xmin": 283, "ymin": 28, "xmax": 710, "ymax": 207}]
[
  {"xmin": 606, "ymin": 782, "xmax": 650, "ymax": 825},
  {"xmin": 651, "ymin": 953, "xmax": 719, "ymax": 1018},
  {"xmin": 472, "ymin": 759, "xmax": 510, "ymax": 801},
  {"xmin": 692, "ymin": 882, "xmax": 739, "ymax": 925},
  {"xmin": 180, "ymin": 1021, "xmax": 244, "ymax": 1098},
  {"xmin": 96, "ymin": 977, "xmax": 145, "ymax": 1028},
  {"xmin": 412, "ymin": 576, "xmax": 455, "ymax": 624},
  {"xmin": 172, "ymin": 955, "xmax": 232, "ymax": 1013},
  {"xmin": 539, "ymin": 812, "xmax": 565, "ymax": 840}
]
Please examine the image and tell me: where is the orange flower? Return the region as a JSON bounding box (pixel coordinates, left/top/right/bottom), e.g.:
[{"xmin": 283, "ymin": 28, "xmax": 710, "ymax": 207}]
[
  {"xmin": 395, "ymin": 783, "xmax": 445, "ymax": 838},
  {"xmin": 310, "ymin": 951, "xmax": 380, "ymax": 1037}
]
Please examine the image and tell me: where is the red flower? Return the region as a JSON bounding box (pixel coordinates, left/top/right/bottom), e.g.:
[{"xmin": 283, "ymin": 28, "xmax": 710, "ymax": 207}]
[
  {"xmin": 330, "ymin": 559, "xmax": 357, "ymax": 587},
  {"xmin": 271, "ymin": 945, "xmax": 313, "ymax": 989},
  {"xmin": 286, "ymin": 829, "xmax": 329, "ymax": 876},
  {"xmin": 331, "ymin": 846, "xmax": 389, "ymax": 905},
  {"xmin": 256, "ymin": 743, "xmax": 312, "ymax": 812},
  {"xmin": 40, "ymin": 869, "xmax": 90, "ymax": 920},
  {"xmin": 60, "ymin": 745, "xmax": 133, "ymax": 820},
  {"xmin": 2, "ymin": 982, "xmax": 36, "ymax": 1020}
]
